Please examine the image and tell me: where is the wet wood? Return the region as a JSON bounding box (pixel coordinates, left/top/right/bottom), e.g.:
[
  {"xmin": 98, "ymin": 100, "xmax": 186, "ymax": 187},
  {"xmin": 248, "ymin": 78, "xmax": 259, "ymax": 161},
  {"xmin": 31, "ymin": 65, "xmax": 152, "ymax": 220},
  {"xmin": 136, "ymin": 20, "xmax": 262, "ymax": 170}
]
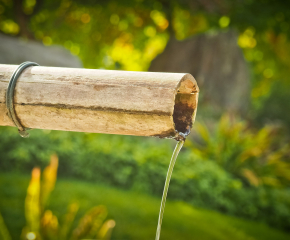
[{"xmin": 0, "ymin": 64, "xmax": 199, "ymax": 138}]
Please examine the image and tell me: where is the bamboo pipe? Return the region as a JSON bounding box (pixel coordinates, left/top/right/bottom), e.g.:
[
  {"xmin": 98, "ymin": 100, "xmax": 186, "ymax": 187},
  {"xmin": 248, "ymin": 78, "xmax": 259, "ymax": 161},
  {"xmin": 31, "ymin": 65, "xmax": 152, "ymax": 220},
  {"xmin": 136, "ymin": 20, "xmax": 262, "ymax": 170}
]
[{"xmin": 0, "ymin": 64, "xmax": 199, "ymax": 140}]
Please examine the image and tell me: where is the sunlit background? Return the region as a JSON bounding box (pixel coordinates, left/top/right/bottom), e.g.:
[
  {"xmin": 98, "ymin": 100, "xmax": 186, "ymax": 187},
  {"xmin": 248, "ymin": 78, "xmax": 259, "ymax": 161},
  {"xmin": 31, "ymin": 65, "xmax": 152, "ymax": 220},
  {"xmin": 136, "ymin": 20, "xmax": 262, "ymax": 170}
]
[{"xmin": 0, "ymin": 0, "xmax": 290, "ymax": 240}]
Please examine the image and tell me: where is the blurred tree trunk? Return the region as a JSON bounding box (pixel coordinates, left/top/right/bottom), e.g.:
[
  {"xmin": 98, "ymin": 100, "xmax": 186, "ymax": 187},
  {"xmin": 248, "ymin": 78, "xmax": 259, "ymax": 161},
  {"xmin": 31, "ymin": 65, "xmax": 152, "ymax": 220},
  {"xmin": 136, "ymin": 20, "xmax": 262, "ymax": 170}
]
[
  {"xmin": 13, "ymin": 0, "xmax": 44, "ymax": 39},
  {"xmin": 13, "ymin": 0, "xmax": 32, "ymax": 39},
  {"xmin": 149, "ymin": 30, "xmax": 250, "ymax": 115}
]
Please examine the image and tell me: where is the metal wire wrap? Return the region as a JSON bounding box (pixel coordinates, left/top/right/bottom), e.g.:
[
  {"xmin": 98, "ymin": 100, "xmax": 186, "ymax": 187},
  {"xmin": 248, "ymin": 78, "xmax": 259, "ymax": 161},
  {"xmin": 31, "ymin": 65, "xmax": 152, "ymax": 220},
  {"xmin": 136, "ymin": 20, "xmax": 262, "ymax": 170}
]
[{"xmin": 6, "ymin": 61, "xmax": 39, "ymax": 138}]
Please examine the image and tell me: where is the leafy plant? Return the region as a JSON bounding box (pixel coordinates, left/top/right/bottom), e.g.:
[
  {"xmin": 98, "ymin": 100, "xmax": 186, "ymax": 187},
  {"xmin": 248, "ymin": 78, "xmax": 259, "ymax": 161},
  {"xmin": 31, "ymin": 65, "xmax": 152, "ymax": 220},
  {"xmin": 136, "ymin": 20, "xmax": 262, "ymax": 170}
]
[
  {"xmin": 187, "ymin": 114, "xmax": 290, "ymax": 188},
  {"xmin": 1, "ymin": 123, "xmax": 290, "ymax": 230},
  {"xmin": 0, "ymin": 154, "xmax": 115, "ymax": 240}
]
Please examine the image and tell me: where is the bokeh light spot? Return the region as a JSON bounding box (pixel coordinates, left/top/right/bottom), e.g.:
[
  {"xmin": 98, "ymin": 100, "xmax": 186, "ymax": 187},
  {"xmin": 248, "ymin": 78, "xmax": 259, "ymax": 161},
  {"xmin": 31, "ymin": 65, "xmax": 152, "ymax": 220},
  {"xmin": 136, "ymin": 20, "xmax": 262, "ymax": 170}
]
[
  {"xmin": 0, "ymin": 20, "xmax": 19, "ymax": 35},
  {"xmin": 110, "ymin": 14, "xmax": 120, "ymax": 25},
  {"xmin": 238, "ymin": 28, "xmax": 257, "ymax": 48},
  {"xmin": 263, "ymin": 68, "xmax": 273, "ymax": 78},
  {"xmin": 150, "ymin": 10, "xmax": 169, "ymax": 30},
  {"xmin": 64, "ymin": 40, "xmax": 73, "ymax": 49},
  {"xmin": 70, "ymin": 45, "xmax": 80, "ymax": 55},
  {"xmin": 43, "ymin": 36, "xmax": 52, "ymax": 46},
  {"xmin": 254, "ymin": 51, "xmax": 263, "ymax": 61},
  {"xmin": 219, "ymin": 16, "xmax": 230, "ymax": 28},
  {"xmin": 144, "ymin": 26, "xmax": 156, "ymax": 37},
  {"xmin": 81, "ymin": 13, "xmax": 91, "ymax": 23},
  {"xmin": 118, "ymin": 20, "xmax": 128, "ymax": 31},
  {"xmin": 26, "ymin": 232, "xmax": 36, "ymax": 240}
]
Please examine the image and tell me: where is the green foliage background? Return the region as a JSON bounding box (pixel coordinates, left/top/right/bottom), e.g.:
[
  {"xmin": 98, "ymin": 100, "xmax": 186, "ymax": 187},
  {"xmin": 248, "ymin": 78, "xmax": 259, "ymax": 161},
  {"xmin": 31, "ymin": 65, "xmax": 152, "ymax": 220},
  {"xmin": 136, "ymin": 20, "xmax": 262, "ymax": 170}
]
[
  {"xmin": 2, "ymin": 173, "xmax": 290, "ymax": 240},
  {"xmin": 1, "ymin": 0, "xmax": 290, "ymax": 237},
  {"xmin": 1, "ymin": 120, "xmax": 290, "ymax": 231}
]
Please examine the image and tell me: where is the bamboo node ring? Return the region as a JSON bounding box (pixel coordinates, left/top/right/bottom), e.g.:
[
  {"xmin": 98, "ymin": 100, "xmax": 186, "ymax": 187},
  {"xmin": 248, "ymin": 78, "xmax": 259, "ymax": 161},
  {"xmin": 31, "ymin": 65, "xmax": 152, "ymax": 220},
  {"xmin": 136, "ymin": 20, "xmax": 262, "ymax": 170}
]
[{"xmin": 6, "ymin": 61, "xmax": 39, "ymax": 138}]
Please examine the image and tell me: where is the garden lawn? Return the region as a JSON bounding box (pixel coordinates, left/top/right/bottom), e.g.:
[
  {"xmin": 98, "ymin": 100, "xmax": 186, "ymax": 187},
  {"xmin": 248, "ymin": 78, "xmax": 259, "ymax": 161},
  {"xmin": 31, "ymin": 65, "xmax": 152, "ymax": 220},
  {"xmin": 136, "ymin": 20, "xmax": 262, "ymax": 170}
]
[{"xmin": 0, "ymin": 172, "xmax": 289, "ymax": 240}]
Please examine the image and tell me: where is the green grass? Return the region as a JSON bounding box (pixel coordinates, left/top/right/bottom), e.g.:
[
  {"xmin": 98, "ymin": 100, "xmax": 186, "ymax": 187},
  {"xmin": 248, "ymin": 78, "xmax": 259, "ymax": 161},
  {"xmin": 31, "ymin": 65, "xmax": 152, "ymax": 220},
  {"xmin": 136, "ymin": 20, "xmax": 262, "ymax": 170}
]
[{"xmin": 0, "ymin": 172, "xmax": 289, "ymax": 240}]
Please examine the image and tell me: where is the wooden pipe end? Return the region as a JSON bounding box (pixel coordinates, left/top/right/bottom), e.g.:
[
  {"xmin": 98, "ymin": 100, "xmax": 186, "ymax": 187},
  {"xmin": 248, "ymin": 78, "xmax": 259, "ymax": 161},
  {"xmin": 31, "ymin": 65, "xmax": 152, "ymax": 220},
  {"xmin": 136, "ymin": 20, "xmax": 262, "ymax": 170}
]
[{"xmin": 173, "ymin": 74, "xmax": 199, "ymax": 140}]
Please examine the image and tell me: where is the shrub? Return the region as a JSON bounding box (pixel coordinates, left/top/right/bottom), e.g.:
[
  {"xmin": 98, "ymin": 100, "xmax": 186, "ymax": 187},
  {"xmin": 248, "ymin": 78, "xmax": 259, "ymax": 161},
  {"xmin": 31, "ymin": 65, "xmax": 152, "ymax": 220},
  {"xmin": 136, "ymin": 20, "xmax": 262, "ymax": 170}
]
[
  {"xmin": 1, "ymin": 117, "xmax": 290, "ymax": 230},
  {"xmin": 189, "ymin": 114, "xmax": 290, "ymax": 188},
  {"xmin": 0, "ymin": 154, "xmax": 115, "ymax": 240}
]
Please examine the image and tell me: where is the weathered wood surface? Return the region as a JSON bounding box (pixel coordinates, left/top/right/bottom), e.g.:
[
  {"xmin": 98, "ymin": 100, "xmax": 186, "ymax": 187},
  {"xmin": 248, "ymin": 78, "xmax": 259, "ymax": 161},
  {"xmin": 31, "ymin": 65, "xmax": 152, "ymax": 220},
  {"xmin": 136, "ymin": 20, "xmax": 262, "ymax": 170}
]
[{"xmin": 0, "ymin": 64, "xmax": 199, "ymax": 139}]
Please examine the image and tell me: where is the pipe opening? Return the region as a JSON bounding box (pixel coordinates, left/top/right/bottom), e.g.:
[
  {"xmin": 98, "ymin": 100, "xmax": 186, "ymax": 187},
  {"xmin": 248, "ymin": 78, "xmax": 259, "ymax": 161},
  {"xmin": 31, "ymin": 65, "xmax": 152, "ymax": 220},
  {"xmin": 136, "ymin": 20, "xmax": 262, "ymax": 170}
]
[{"xmin": 173, "ymin": 76, "xmax": 199, "ymax": 140}]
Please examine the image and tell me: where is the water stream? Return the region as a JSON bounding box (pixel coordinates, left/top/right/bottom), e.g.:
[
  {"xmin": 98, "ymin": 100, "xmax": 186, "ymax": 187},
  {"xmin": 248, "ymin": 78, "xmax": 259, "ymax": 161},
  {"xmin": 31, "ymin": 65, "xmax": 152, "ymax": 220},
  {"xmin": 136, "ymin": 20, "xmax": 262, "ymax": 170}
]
[{"xmin": 155, "ymin": 140, "xmax": 185, "ymax": 240}]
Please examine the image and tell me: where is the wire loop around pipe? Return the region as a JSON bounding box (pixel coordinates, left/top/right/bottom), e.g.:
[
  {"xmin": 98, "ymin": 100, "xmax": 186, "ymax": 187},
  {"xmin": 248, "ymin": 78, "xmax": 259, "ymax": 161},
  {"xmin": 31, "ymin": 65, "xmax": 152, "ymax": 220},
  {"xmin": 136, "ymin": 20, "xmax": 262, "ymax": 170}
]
[{"xmin": 6, "ymin": 61, "xmax": 39, "ymax": 138}]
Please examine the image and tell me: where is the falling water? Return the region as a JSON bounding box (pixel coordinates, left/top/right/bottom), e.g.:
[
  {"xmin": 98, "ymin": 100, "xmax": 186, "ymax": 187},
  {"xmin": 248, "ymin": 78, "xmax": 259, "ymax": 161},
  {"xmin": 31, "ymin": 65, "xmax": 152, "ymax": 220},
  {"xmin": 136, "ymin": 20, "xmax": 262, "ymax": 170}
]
[{"xmin": 155, "ymin": 140, "xmax": 184, "ymax": 240}]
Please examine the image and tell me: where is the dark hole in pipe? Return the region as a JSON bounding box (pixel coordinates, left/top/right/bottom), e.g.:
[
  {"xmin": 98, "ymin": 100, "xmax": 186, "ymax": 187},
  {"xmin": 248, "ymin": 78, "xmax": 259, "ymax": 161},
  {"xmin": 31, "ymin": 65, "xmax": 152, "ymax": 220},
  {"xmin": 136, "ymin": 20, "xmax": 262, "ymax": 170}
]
[{"xmin": 173, "ymin": 93, "xmax": 196, "ymax": 136}]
